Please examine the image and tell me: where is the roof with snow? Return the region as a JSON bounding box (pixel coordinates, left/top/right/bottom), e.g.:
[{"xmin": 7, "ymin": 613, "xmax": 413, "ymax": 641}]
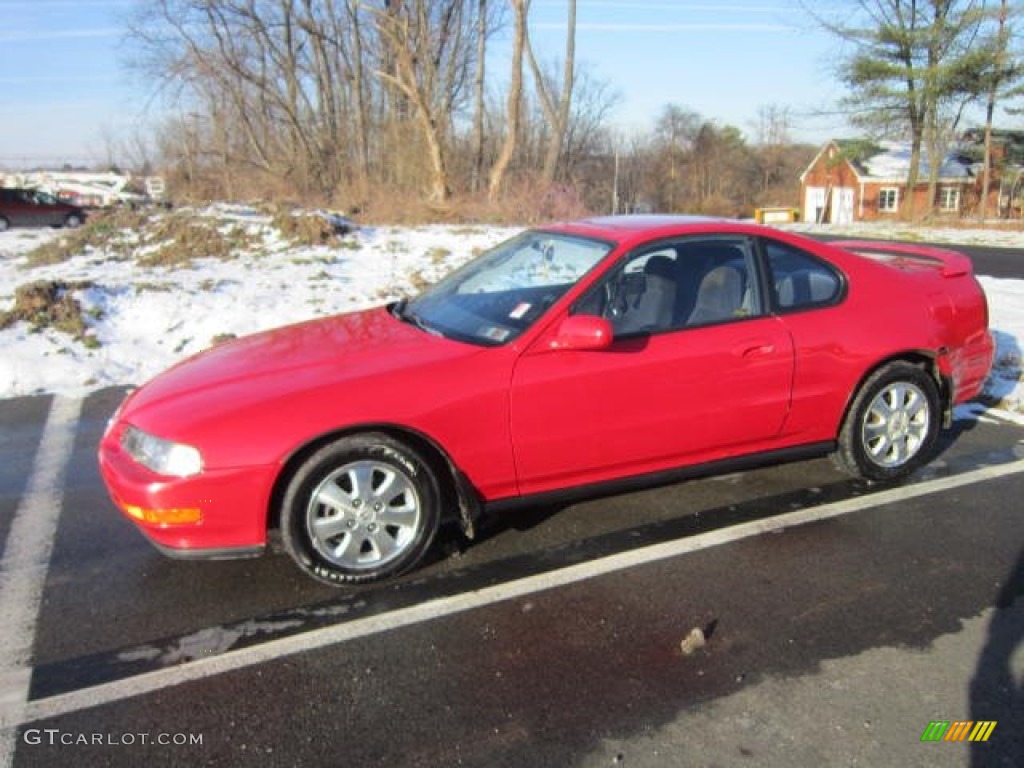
[
  {"xmin": 858, "ymin": 141, "xmax": 971, "ymax": 182},
  {"xmin": 803, "ymin": 139, "xmax": 975, "ymax": 184}
]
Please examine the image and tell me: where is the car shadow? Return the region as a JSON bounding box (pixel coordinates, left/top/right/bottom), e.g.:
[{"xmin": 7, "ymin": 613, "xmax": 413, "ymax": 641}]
[{"xmin": 969, "ymin": 545, "xmax": 1024, "ymax": 766}]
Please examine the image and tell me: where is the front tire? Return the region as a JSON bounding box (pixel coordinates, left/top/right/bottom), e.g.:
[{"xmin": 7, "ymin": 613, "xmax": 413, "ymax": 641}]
[
  {"xmin": 281, "ymin": 433, "xmax": 441, "ymax": 586},
  {"xmin": 834, "ymin": 362, "xmax": 940, "ymax": 481}
]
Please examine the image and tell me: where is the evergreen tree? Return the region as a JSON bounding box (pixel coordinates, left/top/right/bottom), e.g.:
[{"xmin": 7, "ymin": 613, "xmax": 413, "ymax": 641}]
[{"xmin": 816, "ymin": 0, "xmax": 989, "ymax": 217}]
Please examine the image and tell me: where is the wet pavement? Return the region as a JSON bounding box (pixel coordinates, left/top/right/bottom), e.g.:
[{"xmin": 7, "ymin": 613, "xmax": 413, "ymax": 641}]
[{"xmin": 0, "ymin": 387, "xmax": 1022, "ymax": 767}]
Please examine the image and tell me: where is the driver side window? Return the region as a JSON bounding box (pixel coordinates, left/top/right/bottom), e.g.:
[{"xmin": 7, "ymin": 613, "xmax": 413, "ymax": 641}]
[{"xmin": 572, "ymin": 237, "xmax": 762, "ymax": 336}]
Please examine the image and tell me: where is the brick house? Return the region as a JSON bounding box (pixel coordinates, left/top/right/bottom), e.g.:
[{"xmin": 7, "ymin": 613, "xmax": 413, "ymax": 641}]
[{"xmin": 799, "ymin": 139, "xmax": 977, "ymax": 223}]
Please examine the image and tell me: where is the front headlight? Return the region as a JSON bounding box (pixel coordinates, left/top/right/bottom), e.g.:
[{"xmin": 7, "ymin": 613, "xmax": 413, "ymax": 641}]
[{"xmin": 121, "ymin": 426, "xmax": 203, "ymax": 478}]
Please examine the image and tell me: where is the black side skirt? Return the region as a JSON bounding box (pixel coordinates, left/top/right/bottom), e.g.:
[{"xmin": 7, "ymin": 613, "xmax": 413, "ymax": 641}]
[{"xmin": 486, "ymin": 441, "xmax": 837, "ymax": 514}]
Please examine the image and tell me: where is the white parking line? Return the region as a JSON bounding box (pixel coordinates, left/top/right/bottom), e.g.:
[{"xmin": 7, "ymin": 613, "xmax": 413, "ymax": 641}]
[
  {"xmin": 2, "ymin": 456, "xmax": 1023, "ymax": 733},
  {"xmin": 0, "ymin": 396, "xmax": 81, "ymax": 766},
  {"xmin": 986, "ymin": 407, "xmax": 1024, "ymax": 427}
]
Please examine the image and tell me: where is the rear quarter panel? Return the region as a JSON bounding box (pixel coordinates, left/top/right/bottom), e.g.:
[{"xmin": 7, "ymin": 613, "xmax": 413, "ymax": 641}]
[
  {"xmin": 930, "ymin": 272, "xmax": 992, "ymax": 403},
  {"xmin": 824, "ymin": 241, "xmax": 993, "ymax": 405},
  {"xmin": 774, "ymin": 238, "xmax": 954, "ymax": 442}
]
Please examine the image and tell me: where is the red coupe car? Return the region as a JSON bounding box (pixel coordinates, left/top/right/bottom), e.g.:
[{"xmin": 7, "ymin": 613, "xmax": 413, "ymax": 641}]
[{"xmin": 98, "ymin": 216, "xmax": 994, "ymax": 586}]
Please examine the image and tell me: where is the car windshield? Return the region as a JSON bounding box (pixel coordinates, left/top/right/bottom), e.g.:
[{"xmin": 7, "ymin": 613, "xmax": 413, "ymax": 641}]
[{"xmin": 400, "ymin": 230, "xmax": 613, "ymax": 346}]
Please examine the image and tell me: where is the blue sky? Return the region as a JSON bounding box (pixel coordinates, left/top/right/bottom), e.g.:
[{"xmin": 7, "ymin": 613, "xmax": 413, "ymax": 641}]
[
  {"xmin": 1, "ymin": 0, "xmax": 138, "ymax": 166},
  {"xmin": 528, "ymin": 0, "xmax": 848, "ymax": 139},
  {"xmin": 0, "ymin": 0, "xmax": 853, "ymax": 168}
]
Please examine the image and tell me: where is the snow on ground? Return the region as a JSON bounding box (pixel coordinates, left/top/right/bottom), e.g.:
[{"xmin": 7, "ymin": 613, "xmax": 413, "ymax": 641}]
[
  {"xmin": 977, "ymin": 275, "xmax": 1024, "ymax": 414},
  {"xmin": 0, "ymin": 208, "xmax": 517, "ymax": 398},
  {"xmin": 0, "ymin": 210, "xmax": 1021, "ymax": 415}
]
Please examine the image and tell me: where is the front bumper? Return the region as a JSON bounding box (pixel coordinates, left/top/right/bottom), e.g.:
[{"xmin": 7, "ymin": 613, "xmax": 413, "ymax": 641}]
[{"xmin": 98, "ymin": 429, "xmax": 274, "ymax": 558}]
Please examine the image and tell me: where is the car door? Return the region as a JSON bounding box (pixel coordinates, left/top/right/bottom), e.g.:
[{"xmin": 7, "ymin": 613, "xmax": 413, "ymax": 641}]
[
  {"xmin": 1, "ymin": 189, "xmax": 31, "ymax": 226},
  {"xmin": 31, "ymin": 191, "xmax": 64, "ymax": 226},
  {"xmin": 14, "ymin": 189, "xmax": 48, "ymax": 227},
  {"xmin": 509, "ymin": 235, "xmax": 796, "ymax": 496}
]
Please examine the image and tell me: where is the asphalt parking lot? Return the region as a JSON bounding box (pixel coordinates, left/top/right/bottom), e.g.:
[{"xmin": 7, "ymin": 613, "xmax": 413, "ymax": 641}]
[{"xmin": 0, "ymin": 387, "xmax": 1022, "ymax": 767}]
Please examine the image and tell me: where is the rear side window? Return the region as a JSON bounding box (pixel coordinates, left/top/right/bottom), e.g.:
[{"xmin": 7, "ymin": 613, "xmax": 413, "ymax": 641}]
[{"xmin": 764, "ymin": 240, "xmax": 842, "ymax": 311}]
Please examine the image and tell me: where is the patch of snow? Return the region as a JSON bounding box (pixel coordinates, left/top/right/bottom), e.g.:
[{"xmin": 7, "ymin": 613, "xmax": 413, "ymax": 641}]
[
  {"xmin": 0, "ymin": 215, "xmax": 517, "ymax": 398},
  {"xmin": 861, "ymin": 140, "xmax": 969, "ymax": 180}
]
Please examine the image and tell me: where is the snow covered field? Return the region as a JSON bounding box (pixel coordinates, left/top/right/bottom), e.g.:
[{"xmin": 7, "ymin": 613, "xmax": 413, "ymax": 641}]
[{"xmin": 0, "ymin": 208, "xmax": 1021, "ymax": 417}]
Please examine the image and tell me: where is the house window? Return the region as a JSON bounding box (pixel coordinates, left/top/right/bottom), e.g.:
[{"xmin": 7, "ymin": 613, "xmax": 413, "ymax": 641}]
[
  {"xmin": 878, "ymin": 188, "xmax": 899, "ymax": 213},
  {"xmin": 938, "ymin": 187, "xmax": 960, "ymax": 212}
]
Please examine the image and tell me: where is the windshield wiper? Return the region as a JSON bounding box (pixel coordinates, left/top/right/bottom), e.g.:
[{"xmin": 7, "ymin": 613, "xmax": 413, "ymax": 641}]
[{"xmin": 392, "ymin": 300, "xmax": 445, "ymax": 338}]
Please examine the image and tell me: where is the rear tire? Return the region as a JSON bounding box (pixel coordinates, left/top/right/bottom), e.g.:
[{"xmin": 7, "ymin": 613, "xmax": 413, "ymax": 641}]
[
  {"xmin": 0, "ymin": 216, "xmax": 9, "ymax": 232},
  {"xmin": 834, "ymin": 362, "xmax": 940, "ymax": 481},
  {"xmin": 64, "ymin": 214, "xmax": 83, "ymax": 229},
  {"xmin": 281, "ymin": 433, "xmax": 441, "ymax": 586}
]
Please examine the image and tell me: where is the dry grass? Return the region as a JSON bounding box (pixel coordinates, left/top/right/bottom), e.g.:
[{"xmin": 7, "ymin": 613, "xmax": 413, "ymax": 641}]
[
  {"xmin": 407, "ymin": 270, "xmax": 433, "ymax": 292},
  {"xmin": 0, "ymin": 280, "xmax": 98, "ymax": 346},
  {"xmin": 270, "ymin": 206, "xmax": 340, "ymax": 246},
  {"xmin": 25, "ymin": 208, "xmax": 150, "ymax": 267},
  {"xmin": 23, "ymin": 207, "xmax": 262, "ymax": 270},
  {"xmin": 427, "ymin": 247, "xmax": 451, "ymax": 265},
  {"xmin": 355, "ymin": 180, "xmax": 591, "ymax": 225},
  {"xmin": 209, "ymin": 333, "xmax": 237, "ymax": 346},
  {"xmin": 138, "ymin": 215, "xmax": 251, "ymax": 267}
]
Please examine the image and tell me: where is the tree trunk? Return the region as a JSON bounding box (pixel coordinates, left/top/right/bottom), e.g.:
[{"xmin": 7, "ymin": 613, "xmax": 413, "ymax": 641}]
[
  {"xmin": 373, "ymin": 1, "xmax": 464, "ymax": 202},
  {"xmin": 470, "ymin": 0, "xmax": 487, "ymax": 192},
  {"xmin": 488, "ymin": 0, "xmax": 528, "ymax": 201},
  {"xmin": 980, "ymin": 0, "xmax": 1010, "ymax": 220},
  {"xmin": 541, "ymin": 0, "xmax": 575, "ymax": 183}
]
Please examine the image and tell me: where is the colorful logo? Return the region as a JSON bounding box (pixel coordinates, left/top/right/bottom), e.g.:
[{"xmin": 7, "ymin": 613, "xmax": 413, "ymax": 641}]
[{"xmin": 921, "ymin": 721, "xmax": 997, "ymax": 743}]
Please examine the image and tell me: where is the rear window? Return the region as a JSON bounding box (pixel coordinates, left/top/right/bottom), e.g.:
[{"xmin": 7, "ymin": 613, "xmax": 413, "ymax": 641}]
[{"xmin": 764, "ymin": 240, "xmax": 842, "ymax": 310}]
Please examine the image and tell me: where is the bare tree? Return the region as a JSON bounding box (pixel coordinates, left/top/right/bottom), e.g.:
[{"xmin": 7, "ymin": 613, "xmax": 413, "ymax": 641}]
[
  {"xmin": 470, "ymin": 0, "xmax": 489, "ymax": 191},
  {"xmin": 125, "ymin": 0, "xmax": 612, "ymax": 211},
  {"xmin": 488, "ymin": 0, "xmax": 529, "ymax": 200},
  {"xmin": 525, "ymin": 0, "xmax": 576, "ymax": 183},
  {"xmin": 752, "ymin": 104, "xmax": 792, "ymax": 195},
  {"xmin": 371, "ymin": 0, "xmax": 479, "ymax": 201}
]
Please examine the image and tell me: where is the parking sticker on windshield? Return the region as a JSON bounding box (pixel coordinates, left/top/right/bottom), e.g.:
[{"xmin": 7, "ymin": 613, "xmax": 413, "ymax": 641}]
[
  {"xmin": 481, "ymin": 326, "xmax": 511, "ymax": 342},
  {"xmin": 509, "ymin": 302, "xmax": 531, "ymax": 319}
]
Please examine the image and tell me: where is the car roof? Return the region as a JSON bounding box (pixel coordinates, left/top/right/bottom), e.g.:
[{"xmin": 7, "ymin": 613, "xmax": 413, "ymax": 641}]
[{"xmin": 542, "ymin": 214, "xmax": 757, "ymax": 245}]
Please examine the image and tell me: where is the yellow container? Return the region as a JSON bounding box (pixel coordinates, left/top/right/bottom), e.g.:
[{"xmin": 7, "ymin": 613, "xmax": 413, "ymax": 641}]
[{"xmin": 754, "ymin": 207, "xmax": 799, "ymax": 224}]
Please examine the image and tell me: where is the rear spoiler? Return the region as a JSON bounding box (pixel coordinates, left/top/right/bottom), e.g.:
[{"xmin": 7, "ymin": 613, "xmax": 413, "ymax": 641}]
[{"xmin": 831, "ymin": 240, "xmax": 972, "ymax": 278}]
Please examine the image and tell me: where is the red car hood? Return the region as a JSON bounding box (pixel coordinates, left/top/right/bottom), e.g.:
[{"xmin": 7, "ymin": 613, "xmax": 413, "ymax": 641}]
[{"xmin": 120, "ymin": 306, "xmax": 480, "ymax": 432}]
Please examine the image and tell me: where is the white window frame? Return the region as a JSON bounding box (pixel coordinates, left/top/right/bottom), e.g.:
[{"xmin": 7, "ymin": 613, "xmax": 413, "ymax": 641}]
[
  {"xmin": 938, "ymin": 186, "xmax": 960, "ymax": 212},
  {"xmin": 878, "ymin": 187, "xmax": 899, "ymax": 213}
]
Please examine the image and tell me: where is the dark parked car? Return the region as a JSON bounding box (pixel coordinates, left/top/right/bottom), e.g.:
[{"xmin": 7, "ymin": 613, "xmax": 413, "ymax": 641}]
[{"xmin": 0, "ymin": 188, "xmax": 86, "ymax": 231}]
